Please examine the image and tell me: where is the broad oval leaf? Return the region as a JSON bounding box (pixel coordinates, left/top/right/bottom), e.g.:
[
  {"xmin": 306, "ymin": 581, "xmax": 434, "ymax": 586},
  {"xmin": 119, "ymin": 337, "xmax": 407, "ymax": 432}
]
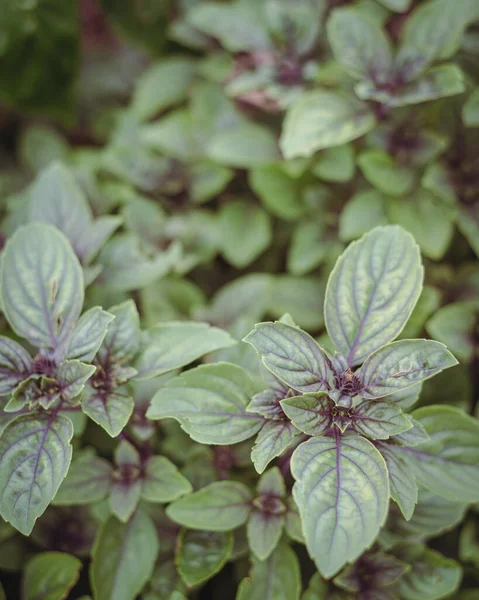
[
  {"xmin": 53, "ymin": 453, "xmax": 113, "ymax": 505},
  {"xmin": 281, "ymin": 393, "xmax": 333, "ymax": 436},
  {"xmin": 135, "ymin": 322, "xmax": 236, "ymax": 379},
  {"xmin": 141, "ymin": 456, "xmax": 193, "ymax": 503},
  {"xmin": 23, "ymin": 551, "xmax": 82, "ymax": 600},
  {"xmin": 91, "ymin": 509, "xmax": 159, "ymax": 600},
  {"xmin": 82, "ymin": 387, "xmax": 134, "ymax": 438},
  {"xmin": 0, "ymin": 336, "xmax": 32, "ymax": 395},
  {"xmin": 177, "ymin": 529, "xmax": 233, "ymax": 587},
  {"xmin": 359, "ymin": 339, "xmax": 457, "ymax": 399},
  {"xmin": 244, "ymin": 322, "xmax": 331, "ymax": 393},
  {"xmin": 0, "ymin": 413, "xmax": 74, "ymax": 535},
  {"xmin": 291, "ymin": 433, "xmax": 389, "ymax": 578},
  {"xmin": 396, "ymin": 405, "xmax": 479, "ymax": 502},
  {"xmin": 166, "ymin": 481, "xmax": 253, "ymax": 531},
  {"xmin": 280, "ymin": 91, "xmax": 376, "ymax": 159},
  {"xmin": 0, "ymin": 223, "xmax": 84, "ymax": 352},
  {"xmin": 325, "ymin": 225, "xmax": 423, "ymax": 366},
  {"xmin": 146, "ymin": 363, "xmax": 263, "ymax": 445},
  {"xmin": 352, "ymin": 400, "xmax": 412, "ymax": 440}
]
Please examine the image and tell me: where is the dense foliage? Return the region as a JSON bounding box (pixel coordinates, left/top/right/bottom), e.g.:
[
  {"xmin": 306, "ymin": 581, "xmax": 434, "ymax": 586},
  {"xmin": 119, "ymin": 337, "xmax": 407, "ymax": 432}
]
[{"xmin": 1, "ymin": 0, "xmax": 479, "ymax": 599}]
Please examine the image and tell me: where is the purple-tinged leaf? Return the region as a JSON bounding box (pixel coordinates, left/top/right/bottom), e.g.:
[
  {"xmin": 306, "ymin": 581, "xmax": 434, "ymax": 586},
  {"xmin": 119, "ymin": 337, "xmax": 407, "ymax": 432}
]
[
  {"xmin": 385, "ymin": 382, "xmax": 423, "ymax": 410},
  {"xmin": 247, "ymin": 380, "xmax": 291, "ymax": 420},
  {"xmin": 99, "ymin": 300, "xmax": 141, "ymax": 366},
  {"xmin": 135, "ymin": 321, "xmax": 236, "ymax": 380},
  {"xmin": 166, "ymin": 481, "xmax": 253, "ymax": 531},
  {"xmin": 281, "ymin": 393, "xmax": 334, "ymax": 436},
  {"xmin": 141, "ymin": 456, "xmax": 192, "ymax": 503},
  {"xmin": 244, "ymin": 322, "xmax": 332, "ymax": 393},
  {"xmin": 334, "ymin": 552, "xmax": 409, "ymax": 593},
  {"xmin": 377, "ymin": 443, "xmax": 418, "ymax": 520},
  {"xmin": 351, "ymin": 400, "xmax": 412, "ymax": 440},
  {"xmin": 391, "ymin": 416, "xmax": 429, "ymax": 446},
  {"xmin": 0, "ymin": 413, "xmax": 73, "ymax": 535},
  {"xmin": 81, "ymin": 385, "xmax": 134, "ymax": 438},
  {"xmin": 66, "ymin": 307, "xmax": 114, "ymax": 363},
  {"xmin": 53, "ymin": 452, "xmax": 114, "ymax": 505},
  {"xmin": 394, "ymin": 405, "xmax": 479, "ymax": 502},
  {"xmin": 110, "ymin": 441, "xmax": 142, "ymax": 523},
  {"xmin": 325, "ymin": 226, "xmax": 423, "ymax": 366},
  {"xmin": 0, "ymin": 336, "xmax": 32, "ymax": 395},
  {"xmin": 257, "ymin": 466, "xmax": 286, "ymax": 498},
  {"xmin": 247, "ymin": 508, "xmax": 285, "ymax": 561},
  {"xmin": 251, "ymin": 420, "xmax": 300, "ymax": 474},
  {"xmin": 291, "ymin": 433, "xmax": 389, "ymax": 578},
  {"xmin": 358, "ymin": 340, "xmax": 457, "ymax": 399},
  {"xmin": 147, "ymin": 363, "xmax": 263, "ymax": 445},
  {"xmin": 0, "ymin": 224, "xmax": 84, "ymax": 352}
]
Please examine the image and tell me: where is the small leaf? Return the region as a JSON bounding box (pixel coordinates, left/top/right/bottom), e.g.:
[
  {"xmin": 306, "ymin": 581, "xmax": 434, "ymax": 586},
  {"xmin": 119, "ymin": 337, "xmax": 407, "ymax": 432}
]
[
  {"xmin": 392, "ymin": 416, "xmax": 429, "ymax": 446},
  {"xmin": 82, "ymin": 387, "xmax": 134, "ymax": 438},
  {"xmin": 352, "ymin": 400, "xmax": 412, "ymax": 440},
  {"xmin": 462, "ymin": 87, "xmax": 479, "ymax": 127},
  {"xmin": 147, "ymin": 363, "xmax": 263, "ymax": 445},
  {"xmin": 378, "ymin": 443, "xmax": 418, "ymax": 520},
  {"xmin": 135, "ymin": 322, "xmax": 235, "ymax": 379},
  {"xmin": 251, "ymin": 420, "xmax": 299, "ymax": 474},
  {"xmin": 327, "ymin": 7, "xmax": 393, "ymax": 81},
  {"xmin": 0, "ymin": 413, "xmax": 73, "ymax": 535},
  {"xmin": 142, "ymin": 456, "xmax": 193, "ymax": 503},
  {"xmin": 313, "ymin": 144, "xmax": 355, "ymax": 183},
  {"xmin": 110, "ymin": 441, "xmax": 142, "ymax": 523},
  {"xmin": 207, "ymin": 122, "xmax": 279, "ymax": 168},
  {"xmin": 91, "ymin": 509, "xmax": 159, "ymax": 600},
  {"xmin": 358, "ymin": 150, "xmax": 416, "ymax": 197},
  {"xmin": 219, "ymin": 201, "xmax": 272, "ymax": 268},
  {"xmin": 339, "ymin": 190, "xmax": 389, "ymax": 242},
  {"xmin": 291, "ymin": 433, "xmax": 389, "ymax": 578},
  {"xmin": 0, "ymin": 223, "xmax": 84, "ymax": 352},
  {"xmin": 358, "ymin": 340, "xmax": 457, "ymax": 399},
  {"xmin": 236, "ymin": 543, "xmax": 301, "ymax": 600},
  {"xmin": 426, "ymin": 302, "xmax": 477, "ymax": 364},
  {"xmin": 249, "ymin": 165, "xmax": 304, "ymax": 221},
  {"xmin": 0, "ymin": 336, "xmax": 32, "ymax": 395},
  {"xmin": 23, "ymin": 551, "xmax": 82, "ymax": 600},
  {"xmin": 280, "ymin": 91, "xmax": 376, "ymax": 159},
  {"xmin": 99, "ymin": 301, "xmax": 141, "ymax": 366},
  {"xmin": 176, "ymin": 529, "xmax": 233, "ymax": 587},
  {"xmin": 396, "ymin": 405, "xmax": 479, "ymax": 502},
  {"xmin": 281, "ymin": 393, "xmax": 333, "ymax": 436},
  {"xmin": 166, "ymin": 481, "xmax": 253, "ymax": 531},
  {"xmin": 325, "ymin": 225, "xmax": 423, "ymax": 366},
  {"xmin": 247, "ymin": 509, "xmax": 285, "ymax": 561},
  {"xmin": 244, "ymin": 322, "xmax": 331, "ymax": 393},
  {"xmin": 53, "ymin": 453, "xmax": 113, "ymax": 505},
  {"xmin": 66, "ymin": 307, "xmax": 114, "ymax": 363}
]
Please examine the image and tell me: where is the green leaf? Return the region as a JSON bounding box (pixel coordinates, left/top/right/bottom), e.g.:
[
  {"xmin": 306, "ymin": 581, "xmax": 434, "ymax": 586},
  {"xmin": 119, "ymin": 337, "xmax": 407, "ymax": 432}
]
[
  {"xmin": 147, "ymin": 363, "xmax": 263, "ymax": 445},
  {"xmin": 281, "ymin": 394, "xmax": 333, "ymax": 436},
  {"xmin": 82, "ymin": 386, "xmax": 134, "ymax": 438},
  {"xmin": 0, "ymin": 223, "xmax": 84, "ymax": 352},
  {"xmin": 351, "ymin": 400, "xmax": 412, "ymax": 440},
  {"xmin": 312, "ymin": 144, "xmax": 355, "ymax": 183},
  {"xmin": 291, "ymin": 434, "xmax": 389, "ymax": 578},
  {"xmin": 327, "ymin": 7, "xmax": 393, "ymax": 81},
  {"xmin": 131, "ymin": 57, "xmax": 197, "ymax": 121},
  {"xmin": 397, "ymin": 405, "xmax": 479, "ymax": 502},
  {"xmin": 249, "ymin": 165, "xmax": 304, "ymax": 221},
  {"xmin": 399, "ymin": 286, "xmax": 442, "ymax": 340},
  {"xmin": 339, "ymin": 190, "xmax": 389, "ymax": 242},
  {"xmin": 251, "ymin": 420, "xmax": 299, "ymax": 474},
  {"xmin": 462, "ymin": 87, "xmax": 479, "ymax": 127},
  {"xmin": 99, "ymin": 301, "xmax": 141, "ymax": 366},
  {"xmin": 457, "ymin": 206, "xmax": 479, "ymax": 258},
  {"xmin": 358, "ymin": 340, "xmax": 457, "ymax": 399},
  {"xmin": 244, "ymin": 322, "xmax": 331, "ymax": 393},
  {"xmin": 287, "ymin": 221, "xmax": 330, "ymax": 275},
  {"xmin": 66, "ymin": 307, "xmax": 114, "ymax": 362},
  {"xmin": 91, "ymin": 510, "xmax": 159, "ymax": 600},
  {"xmin": 325, "ymin": 225, "xmax": 423, "ymax": 366},
  {"xmin": 280, "ymin": 91, "xmax": 376, "ymax": 159},
  {"xmin": 135, "ymin": 322, "xmax": 235, "ymax": 379},
  {"xmin": 53, "ymin": 453, "xmax": 113, "ymax": 505},
  {"xmin": 0, "ymin": 413, "xmax": 73, "ymax": 535},
  {"xmin": 142, "ymin": 456, "xmax": 193, "ymax": 503},
  {"xmin": 0, "ymin": 336, "xmax": 32, "ymax": 395},
  {"xmin": 392, "ymin": 415, "xmax": 429, "ymax": 446},
  {"xmin": 426, "ymin": 302, "xmax": 477, "ymax": 363},
  {"xmin": 395, "ymin": 545, "xmax": 462, "ymax": 600},
  {"xmin": 166, "ymin": 481, "xmax": 253, "ymax": 531},
  {"xmin": 141, "ymin": 109, "xmax": 197, "ymax": 162},
  {"xmin": 247, "ymin": 508, "xmax": 285, "ymax": 561},
  {"xmin": 190, "ymin": 162, "xmax": 234, "ymax": 204},
  {"xmin": 377, "ymin": 443, "xmax": 418, "ymax": 520},
  {"xmin": 219, "ymin": 201, "xmax": 272, "ymax": 268},
  {"xmin": 236, "ymin": 543, "xmax": 301, "ymax": 600},
  {"xmin": 23, "ymin": 551, "xmax": 82, "ymax": 600},
  {"xmin": 358, "ymin": 150, "xmax": 416, "ymax": 196},
  {"xmin": 376, "ymin": 0, "xmax": 412, "ymax": 11},
  {"xmin": 207, "ymin": 122, "xmax": 279, "ymax": 168},
  {"xmin": 110, "ymin": 441, "xmax": 142, "ymax": 523},
  {"xmin": 268, "ymin": 276, "xmax": 326, "ymax": 330},
  {"xmin": 176, "ymin": 529, "xmax": 233, "ymax": 587}
]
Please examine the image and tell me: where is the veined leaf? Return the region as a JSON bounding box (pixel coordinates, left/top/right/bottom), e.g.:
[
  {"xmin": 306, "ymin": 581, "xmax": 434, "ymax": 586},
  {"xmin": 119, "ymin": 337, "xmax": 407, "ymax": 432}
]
[
  {"xmin": 251, "ymin": 420, "xmax": 299, "ymax": 474},
  {"xmin": 0, "ymin": 336, "xmax": 32, "ymax": 395},
  {"xmin": 244, "ymin": 322, "xmax": 331, "ymax": 393},
  {"xmin": 147, "ymin": 363, "xmax": 263, "ymax": 444},
  {"xmin": 166, "ymin": 481, "xmax": 253, "ymax": 531},
  {"xmin": 0, "ymin": 223, "xmax": 84, "ymax": 352},
  {"xmin": 291, "ymin": 433, "xmax": 389, "ymax": 577},
  {"xmin": 23, "ymin": 551, "xmax": 82, "ymax": 600},
  {"xmin": 281, "ymin": 393, "xmax": 333, "ymax": 436},
  {"xmin": 325, "ymin": 225, "xmax": 423, "ymax": 366},
  {"xmin": 99, "ymin": 301, "xmax": 141, "ymax": 366},
  {"xmin": 177, "ymin": 529, "xmax": 233, "ymax": 587},
  {"xmin": 0, "ymin": 413, "xmax": 73, "ymax": 535},
  {"xmin": 91, "ymin": 509, "xmax": 159, "ymax": 600},
  {"xmin": 247, "ymin": 508, "xmax": 286, "ymax": 561},
  {"xmin": 135, "ymin": 322, "xmax": 236, "ymax": 379},
  {"xmin": 66, "ymin": 307, "xmax": 114, "ymax": 363},
  {"xmin": 141, "ymin": 456, "xmax": 193, "ymax": 503},
  {"xmin": 352, "ymin": 400, "xmax": 412, "ymax": 440},
  {"xmin": 359, "ymin": 340, "xmax": 457, "ymax": 399},
  {"xmin": 53, "ymin": 453, "xmax": 113, "ymax": 505},
  {"xmin": 378, "ymin": 443, "xmax": 418, "ymax": 520},
  {"xmin": 82, "ymin": 386, "xmax": 134, "ymax": 438},
  {"xmin": 396, "ymin": 405, "xmax": 479, "ymax": 502}
]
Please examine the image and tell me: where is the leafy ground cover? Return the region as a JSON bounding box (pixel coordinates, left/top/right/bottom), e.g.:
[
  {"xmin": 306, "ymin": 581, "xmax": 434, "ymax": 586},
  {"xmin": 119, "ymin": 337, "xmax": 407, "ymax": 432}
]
[{"xmin": 0, "ymin": 0, "xmax": 479, "ymax": 599}]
